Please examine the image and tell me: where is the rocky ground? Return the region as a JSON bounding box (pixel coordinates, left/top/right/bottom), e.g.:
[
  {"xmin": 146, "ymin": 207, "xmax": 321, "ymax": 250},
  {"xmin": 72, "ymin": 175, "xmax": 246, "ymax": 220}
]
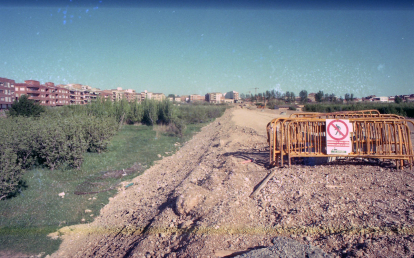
[{"xmin": 47, "ymin": 107, "xmax": 414, "ymax": 258}]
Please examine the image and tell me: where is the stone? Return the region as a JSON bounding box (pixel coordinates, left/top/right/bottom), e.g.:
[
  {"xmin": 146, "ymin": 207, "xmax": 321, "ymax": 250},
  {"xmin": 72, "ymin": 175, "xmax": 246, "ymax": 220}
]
[{"xmin": 175, "ymin": 185, "xmax": 209, "ymax": 215}]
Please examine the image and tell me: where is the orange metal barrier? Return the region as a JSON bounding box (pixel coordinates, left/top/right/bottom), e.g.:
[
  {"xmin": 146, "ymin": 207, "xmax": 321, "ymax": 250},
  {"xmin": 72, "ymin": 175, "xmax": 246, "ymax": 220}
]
[{"xmin": 267, "ymin": 114, "xmax": 414, "ymax": 169}]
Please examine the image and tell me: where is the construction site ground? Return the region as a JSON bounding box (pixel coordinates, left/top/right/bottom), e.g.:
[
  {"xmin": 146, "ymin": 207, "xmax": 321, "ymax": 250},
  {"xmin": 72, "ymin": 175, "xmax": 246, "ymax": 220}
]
[{"xmin": 48, "ymin": 107, "xmax": 414, "ymax": 258}]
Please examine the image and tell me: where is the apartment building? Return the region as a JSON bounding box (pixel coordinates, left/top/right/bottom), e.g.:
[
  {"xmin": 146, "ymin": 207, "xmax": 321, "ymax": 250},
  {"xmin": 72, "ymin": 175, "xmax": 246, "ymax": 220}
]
[
  {"xmin": 224, "ymin": 91, "xmax": 239, "ymax": 102},
  {"xmin": 372, "ymin": 96, "xmax": 389, "ymax": 102},
  {"xmin": 190, "ymin": 94, "xmax": 205, "ymax": 102},
  {"xmin": 0, "ymin": 77, "xmax": 15, "ymax": 109},
  {"xmin": 98, "ymin": 90, "xmax": 112, "ymax": 100},
  {"xmin": 124, "ymin": 89, "xmax": 137, "ymax": 102},
  {"xmin": 53, "ymin": 84, "xmax": 70, "ymax": 106},
  {"xmin": 137, "ymin": 91, "xmax": 165, "ymax": 102},
  {"xmin": 140, "ymin": 90, "xmax": 153, "ymax": 101},
  {"xmin": 152, "ymin": 93, "xmax": 165, "ymax": 101},
  {"xmin": 205, "ymin": 92, "xmax": 222, "ymax": 103},
  {"xmin": 14, "ymin": 80, "xmax": 70, "ymax": 107},
  {"xmin": 180, "ymin": 95, "xmax": 189, "ymax": 102}
]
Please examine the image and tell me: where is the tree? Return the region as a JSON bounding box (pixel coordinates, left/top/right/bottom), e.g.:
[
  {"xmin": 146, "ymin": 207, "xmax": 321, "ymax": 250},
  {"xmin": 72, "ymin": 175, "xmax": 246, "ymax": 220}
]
[
  {"xmin": 285, "ymin": 91, "xmax": 290, "ymax": 102},
  {"xmin": 258, "ymin": 93, "xmax": 263, "ymax": 102},
  {"xmin": 8, "ymin": 95, "xmax": 45, "ymax": 117},
  {"xmin": 299, "ymin": 90, "xmax": 308, "ymax": 103},
  {"xmin": 395, "ymin": 95, "xmax": 403, "ymax": 104},
  {"xmin": 167, "ymin": 94, "xmax": 175, "ymax": 101},
  {"xmin": 344, "ymin": 93, "xmax": 350, "ymax": 102},
  {"xmin": 329, "ymin": 93, "xmax": 337, "ymax": 102},
  {"xmin": 290, "ymin": 92, "xmax": 296, "ymax": 103},
  {"xmin": 142, "ymin": 99, "xmax": 159, "ymax": 125},
  {"xmin": 265, "ymin": 90, "xmax": 271, "ymax": 101},
  {"xmin": 324, "ymin": 93, "xmax": 330, "ymax": 102},
  {"xmin": 315, "ymin": 91, "xmax": 324, "ymax": 102}
]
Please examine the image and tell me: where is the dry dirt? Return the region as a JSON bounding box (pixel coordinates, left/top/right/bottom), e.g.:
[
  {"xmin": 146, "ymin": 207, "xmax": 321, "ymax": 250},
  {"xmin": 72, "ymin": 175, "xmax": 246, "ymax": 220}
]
[{"xmin": 47, "ymin": 107, "xmax": 414, "ymax": 258}]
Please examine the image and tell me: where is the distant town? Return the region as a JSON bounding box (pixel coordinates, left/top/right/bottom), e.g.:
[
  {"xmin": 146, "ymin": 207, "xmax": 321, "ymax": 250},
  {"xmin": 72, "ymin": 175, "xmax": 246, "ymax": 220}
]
[{"xmin": 0, "ymin": 76, "xmax": 413, "ymax": 110}]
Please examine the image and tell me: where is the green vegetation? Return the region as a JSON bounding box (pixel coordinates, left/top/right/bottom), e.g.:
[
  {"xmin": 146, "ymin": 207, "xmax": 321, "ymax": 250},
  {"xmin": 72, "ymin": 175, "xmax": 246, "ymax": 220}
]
[
  {"xmin": 8, "ymin": 95, "xmax": 45, "ymax": 117},
  {"xmin": 303, "ymin": 102, "xmax": 414, "ymax": 118},
  {"xmin": 0, "ymin": 98, "xmax": 226, "ymax": 256},
  {"xmin": 1, "ymin": 98, "xmax": 227, "ymax": 200},
  {"xmin": 0, "ymin": 97, "xmax": 226, "ymax": 254},
  {"xmin": 0, "ymin": 114, "xmax": 118, "ymax": 199},
  {"xmin": 0, "ymin": 123, "xmax": 203, "ymax": 256}
]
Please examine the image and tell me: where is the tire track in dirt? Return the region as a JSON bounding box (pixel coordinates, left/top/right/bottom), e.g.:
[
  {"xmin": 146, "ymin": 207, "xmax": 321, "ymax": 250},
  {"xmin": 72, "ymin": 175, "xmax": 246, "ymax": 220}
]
[{"xmin": 50, "ymin": 107, "xmax": 414, "ymax": 258}]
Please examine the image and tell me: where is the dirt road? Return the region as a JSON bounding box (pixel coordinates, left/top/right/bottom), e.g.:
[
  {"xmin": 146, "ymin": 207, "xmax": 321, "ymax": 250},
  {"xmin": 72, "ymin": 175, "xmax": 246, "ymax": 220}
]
[{"xmin": 50, "ymin": 107, "xmax": 414, "ymax": 258}]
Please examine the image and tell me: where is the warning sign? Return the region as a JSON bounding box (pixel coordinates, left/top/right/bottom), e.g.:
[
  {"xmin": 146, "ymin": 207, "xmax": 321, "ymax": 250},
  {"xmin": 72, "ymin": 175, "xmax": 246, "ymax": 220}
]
[{"xmin": 326, "ymin": 119, "xmax": 353, "ymax": 154}]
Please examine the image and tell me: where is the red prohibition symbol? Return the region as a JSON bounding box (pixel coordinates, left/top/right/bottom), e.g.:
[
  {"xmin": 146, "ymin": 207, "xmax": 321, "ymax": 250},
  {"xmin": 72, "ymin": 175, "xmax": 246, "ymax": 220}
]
[{"xmin": 327, "ymin": 120, "xmax": 349, "ymax": 141}]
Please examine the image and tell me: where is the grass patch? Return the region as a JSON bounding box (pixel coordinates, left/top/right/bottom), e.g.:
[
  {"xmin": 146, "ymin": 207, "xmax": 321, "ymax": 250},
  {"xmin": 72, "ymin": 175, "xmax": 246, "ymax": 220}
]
[{"xmin": 0, "ymin": 123, "xmax": 203, "ymax": 256}]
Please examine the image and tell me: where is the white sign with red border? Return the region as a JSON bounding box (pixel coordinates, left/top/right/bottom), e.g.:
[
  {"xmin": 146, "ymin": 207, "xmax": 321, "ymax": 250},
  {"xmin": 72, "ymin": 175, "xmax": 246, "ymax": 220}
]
[{"xmin": 326, "ymin": 119, "xmax": 353, "ymax": 154}]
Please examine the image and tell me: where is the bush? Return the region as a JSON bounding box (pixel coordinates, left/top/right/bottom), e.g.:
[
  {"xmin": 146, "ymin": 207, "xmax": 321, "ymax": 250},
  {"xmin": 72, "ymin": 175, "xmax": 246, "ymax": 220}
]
[
  {"xmin": 177, "ymin": 104, "xmax": 226, "ymax": 124},
  {"xmin": 0, "ymin": 112, "xmax": 119, "ymax": 198},
  {"xmin": 166, "ymin": 118, "xmax": 186, "ymax": 137},
  {"xmin": 0, "ymin": 148, "xmax": 22, "ymax": 199},
  {"xmin": 8, "ymin": 95, "xmax": 45, "ymax": 117},
  {"xmin": 84, "ymin": 116, "xmax": 118, "ymax": 153}
]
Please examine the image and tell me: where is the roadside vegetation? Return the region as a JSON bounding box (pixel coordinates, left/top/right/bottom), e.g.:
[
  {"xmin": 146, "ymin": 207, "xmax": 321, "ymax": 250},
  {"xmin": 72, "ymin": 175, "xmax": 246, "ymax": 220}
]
[
  {"xmin": 303, "ymin": 102, "xmax": 414, "ymax": 117},
  {"xmin": 239, "ymin": 89, "xmax": 414, "ymax": 118},
  {"xmin": 0, "ymin": 96, "xmax": 226, "ymax": 256},
  {"xmin": 1, "ymin": 97, "xmax": 226, "ymax": 199}
]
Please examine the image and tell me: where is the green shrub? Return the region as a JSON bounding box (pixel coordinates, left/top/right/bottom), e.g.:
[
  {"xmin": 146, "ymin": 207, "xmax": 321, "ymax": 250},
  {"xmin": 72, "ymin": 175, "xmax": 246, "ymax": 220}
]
[
  {"xmin": 0, "ymin": 111, "xmax": 119, "ymax": 198},
  {"xmin": 0, "ymin": 148, "xmax": 22, "ymax": 199},
  {"xmin": 303, "ymin": 102, "xmax": 414, "ymax": 117},
  {"xmin": 142, "ymin": 99, "xmax": 159, "ymax": 125},
  {"xmin": 127, "ymin": 99, "xmax": 144, "ymax": 124},
  {"xmin": 84, "ymin": 116, "xmax": 118, "ymax": 153},
  {"xmin": 8, "ymin": 95, "xmax": 45, "ymax": 117}
]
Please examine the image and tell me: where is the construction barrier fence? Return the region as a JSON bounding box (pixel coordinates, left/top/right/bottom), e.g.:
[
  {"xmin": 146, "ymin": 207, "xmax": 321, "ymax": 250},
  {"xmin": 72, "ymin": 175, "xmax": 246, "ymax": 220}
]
[{"xmin": 267, "ymin": 111, "xmax": 414, "ymax": 169}]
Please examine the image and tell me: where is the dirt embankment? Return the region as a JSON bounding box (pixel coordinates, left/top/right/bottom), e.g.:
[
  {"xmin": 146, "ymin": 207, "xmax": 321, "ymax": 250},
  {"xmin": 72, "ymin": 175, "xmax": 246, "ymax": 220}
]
[{"xmin": 50, "ymin": 107, "xmax": 414, "ymax": 258}]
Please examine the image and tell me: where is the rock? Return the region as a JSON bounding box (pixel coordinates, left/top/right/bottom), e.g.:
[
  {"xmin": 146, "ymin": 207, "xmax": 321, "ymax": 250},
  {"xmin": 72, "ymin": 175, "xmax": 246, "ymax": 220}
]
[
  {"xmin": 85, "ymin": 209, "xmax": 92, "ymax": 213},
  {"xmin": 175, "ymin": 185, "xmax": 209, "ymax": 215}
]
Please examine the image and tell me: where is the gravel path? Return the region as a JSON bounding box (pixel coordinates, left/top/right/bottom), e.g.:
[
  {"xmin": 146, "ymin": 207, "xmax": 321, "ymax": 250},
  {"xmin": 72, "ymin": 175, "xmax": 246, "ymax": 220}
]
[{"xmin": 49, "ymin": 107, "xmax": 414, "ymax": 258}]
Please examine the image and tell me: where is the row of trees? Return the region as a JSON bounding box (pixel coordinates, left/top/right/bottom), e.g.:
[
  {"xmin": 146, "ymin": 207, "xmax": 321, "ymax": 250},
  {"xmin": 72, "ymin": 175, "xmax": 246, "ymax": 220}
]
[
  {"xmin": 303, "ymin": 102, "xmax": 414, "ymax": 117},
  {"xmin": 239, "ymin": 89, "xmax": 357, "ymax": 104},
  {"xmin": 82, "ymin": 97, "xmax": 226, "ymax": 133},
  {"xmin": 240, "ymin": 90, "xmax": 299, "ymax": 104}
]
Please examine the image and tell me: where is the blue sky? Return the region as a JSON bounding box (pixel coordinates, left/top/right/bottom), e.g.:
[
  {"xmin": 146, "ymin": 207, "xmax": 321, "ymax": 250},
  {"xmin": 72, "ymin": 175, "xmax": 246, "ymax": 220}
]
[{"xmin": 0, "ymin": 1, "xmax": 413, "ymax": 97}]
